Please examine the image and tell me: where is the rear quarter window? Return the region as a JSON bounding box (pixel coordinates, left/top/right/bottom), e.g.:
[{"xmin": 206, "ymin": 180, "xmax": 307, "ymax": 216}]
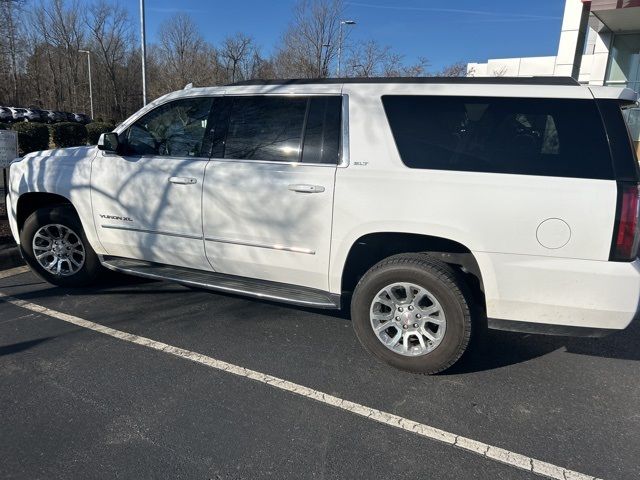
[{"xmin": 382, "ymin": 95, "xmax": 614, "ymax": 180}]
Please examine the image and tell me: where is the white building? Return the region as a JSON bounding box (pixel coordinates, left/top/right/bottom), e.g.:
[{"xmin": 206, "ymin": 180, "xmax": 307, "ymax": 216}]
[{"xmin": 468, "ymin": 0, "xmax": 640, "ymax": 152}]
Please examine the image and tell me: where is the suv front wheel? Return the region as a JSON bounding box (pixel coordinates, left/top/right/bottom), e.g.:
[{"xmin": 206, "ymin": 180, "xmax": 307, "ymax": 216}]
[
  {"xmin": 351, "ymin": 253, "xmax": 473, "ymax": 374},
  {"xmin": 21, "ymin": 205, "xmax": 103, "ymax": 287}
]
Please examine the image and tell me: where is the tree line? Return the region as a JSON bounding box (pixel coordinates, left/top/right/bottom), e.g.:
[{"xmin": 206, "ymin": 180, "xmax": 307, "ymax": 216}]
[{"xmin": 0, "ymin": 0, "xmax": 467, "ymax": 123}]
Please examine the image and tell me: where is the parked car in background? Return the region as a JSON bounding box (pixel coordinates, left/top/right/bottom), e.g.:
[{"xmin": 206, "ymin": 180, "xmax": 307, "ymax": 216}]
[
  {"xmin": 44, "ymin": 111, "xmax": 65, "ymax": 123},
  {"xmin": 63, "ymin": 112, "xmax": 75, "ymax": 122},
  {"xmin": 73, "ymin": 113, "xmax": 91, "ymax": 124},
  {"xmin": 0, "ymin": 107, "xmax": 12, "ymax": 122},
  {"xmin": 43, "ymin": 110, "xmax": 55, "ymax": 123},
  {"xmin": 8, "ymin": 107, "xmax": 28, "ymax": 122},
  {"xmin": 25, "ymin": 108, "xmax": 46, "ymax": 122}
]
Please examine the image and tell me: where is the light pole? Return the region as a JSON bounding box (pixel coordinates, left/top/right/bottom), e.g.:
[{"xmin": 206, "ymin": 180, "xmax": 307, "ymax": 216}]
[
  {"xmin": 140, "ymin": 0, "xmax": 147, "ymax": 106},
  {"xmin": 78, "ymin": 50, "xmax": 94, "ymax": 119},
  {"xmin": 337, "ymin": 20, "xmax": 356, "ymax": 77}
]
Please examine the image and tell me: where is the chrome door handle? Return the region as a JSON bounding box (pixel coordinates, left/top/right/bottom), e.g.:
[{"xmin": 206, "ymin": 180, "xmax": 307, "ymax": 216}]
[
  {"xmin": 288, "ymin": 184, "xmax": 325, "ymax": 193},
  {"xmin": 169, "ymin": 176, "xmax": 197, "ymax": 185}
]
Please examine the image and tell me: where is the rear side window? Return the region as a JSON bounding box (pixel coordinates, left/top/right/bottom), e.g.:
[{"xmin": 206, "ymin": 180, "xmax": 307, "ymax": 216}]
[
  {"xmin": 221, "ymin": 96, "xmax": 341, "ymax": 164},
  {"xmin": 301, "ymin": 97, "xmax": 342, "ymax": 164},
  {"xmin": 382, "ymin": 95, "xmax": 613, "ymax": 179}
]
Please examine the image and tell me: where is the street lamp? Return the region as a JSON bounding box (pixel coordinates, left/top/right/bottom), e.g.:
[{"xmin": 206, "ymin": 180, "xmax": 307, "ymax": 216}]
[
  {"xmin": 337, "ymin": 20, "xmax": 356, "ymax": 77},
  {"xmin": 140, "ymin": 0, "xmax": 147, "ymax": 106},
  {"xmin": 78, "ymin": 50, "xmax": 94, "ymax": 119}
]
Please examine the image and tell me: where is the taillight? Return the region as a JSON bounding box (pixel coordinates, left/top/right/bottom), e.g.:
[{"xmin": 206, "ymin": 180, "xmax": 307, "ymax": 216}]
[{"xmin": 611, "ymin": 182, "xmax": 640, "ymax": 261}]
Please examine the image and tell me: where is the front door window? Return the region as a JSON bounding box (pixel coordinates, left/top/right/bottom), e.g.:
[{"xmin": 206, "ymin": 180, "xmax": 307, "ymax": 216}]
[{"xmin": 124, "ymin": 97, "xmax": 213, "ymax": 157}]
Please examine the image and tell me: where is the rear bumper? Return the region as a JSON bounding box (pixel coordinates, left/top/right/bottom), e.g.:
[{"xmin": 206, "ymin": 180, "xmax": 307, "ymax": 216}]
[{"xmin": 475, "ymin": 252, "xmax": 640, "ymax": 333}]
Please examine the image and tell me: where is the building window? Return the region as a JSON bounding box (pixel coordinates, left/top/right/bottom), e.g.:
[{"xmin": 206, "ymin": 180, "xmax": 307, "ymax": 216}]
[{"xmin": 605, "ymin": 33, "xmax": 640, "ymax": 93}]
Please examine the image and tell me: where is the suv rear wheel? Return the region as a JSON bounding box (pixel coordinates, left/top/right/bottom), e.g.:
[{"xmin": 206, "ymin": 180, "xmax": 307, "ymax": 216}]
[
  {"xmin": 21, "ymin": 205, "xmax": 103, "ymax": 287},
  {"xmin": 351, "ymin": 253, "xmax": 473, "ymax": 374}
]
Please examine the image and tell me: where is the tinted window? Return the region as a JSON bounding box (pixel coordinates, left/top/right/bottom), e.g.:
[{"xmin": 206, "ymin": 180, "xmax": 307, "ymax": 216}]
[
  {"xmin": 124, "ymin": 97, "xmax": 213, "ymax": 157},
  {"xmin": 301, "ymin": 96, "xmax": 342, "ymax": 164},
  {"xmin": 225, "ymin": 96, "xmax": 307, "ymax": 162},
  {"xmin": 382, "ymin": 96, "xmax": 613, "ymax": 179},
  {"xmin": 221, "ymin": 96, "xmax": 342, "ymax": 164}
]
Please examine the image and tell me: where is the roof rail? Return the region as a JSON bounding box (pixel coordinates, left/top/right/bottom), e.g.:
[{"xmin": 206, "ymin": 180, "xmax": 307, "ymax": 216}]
[{"xmin": 225, "ymin": 76, "xmax": 581, "ymax": 87}]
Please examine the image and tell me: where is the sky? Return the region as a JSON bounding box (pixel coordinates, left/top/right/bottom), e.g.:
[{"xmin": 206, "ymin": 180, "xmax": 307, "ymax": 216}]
[{"xmin": 125, "ymin": 0, "xmax": 566, "ymax": 71}]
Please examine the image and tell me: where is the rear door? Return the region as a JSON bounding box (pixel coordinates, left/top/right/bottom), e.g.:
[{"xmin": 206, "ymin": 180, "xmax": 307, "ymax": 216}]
[{"xmin": 202, "ymin": 94, "xmax": 343, "ymax": 290}]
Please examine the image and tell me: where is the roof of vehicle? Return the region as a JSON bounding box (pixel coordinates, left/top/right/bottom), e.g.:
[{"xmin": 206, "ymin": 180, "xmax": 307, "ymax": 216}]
[
  {"xmin": 226, "ymin": 76, "xmax": 581, "ymax": 87},
  {"xmin": 115, "ymin": 76, "xmax": 637, "ymax": 135}
]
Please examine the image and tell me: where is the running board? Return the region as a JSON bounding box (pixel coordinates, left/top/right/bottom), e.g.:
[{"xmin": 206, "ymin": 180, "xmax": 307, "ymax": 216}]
[{"xmin": 101, "ymin": 257, "xmax": 341, "ymax": 309}]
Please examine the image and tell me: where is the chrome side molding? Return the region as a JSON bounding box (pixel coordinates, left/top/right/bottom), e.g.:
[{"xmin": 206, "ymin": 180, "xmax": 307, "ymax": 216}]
[
  {"xmin": 204, "ymin": 236, "xmax": 316, "ymax": 255},
  {"xmin": 101, "ymin": 225, "xmax": 203, "ymax": 240}
]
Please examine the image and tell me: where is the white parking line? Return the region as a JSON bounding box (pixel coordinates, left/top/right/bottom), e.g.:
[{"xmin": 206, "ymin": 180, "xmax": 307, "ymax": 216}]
[
  {"xmin": 0, "ymin": 266, "xmax": 30, "ymax": 280},
  {"xmin": 0, "ymin": 292, "xmax": 599, "ymax": 480}
]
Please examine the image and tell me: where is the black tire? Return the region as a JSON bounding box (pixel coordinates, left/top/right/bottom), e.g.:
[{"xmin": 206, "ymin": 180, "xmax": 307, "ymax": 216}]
[
  {"xmin": 351, "ymin": 253, "xmax": 473, "ymax": 374},
  {"xmin": 21, "ymin": 205, "xmax": 103, "ymax": 287}
]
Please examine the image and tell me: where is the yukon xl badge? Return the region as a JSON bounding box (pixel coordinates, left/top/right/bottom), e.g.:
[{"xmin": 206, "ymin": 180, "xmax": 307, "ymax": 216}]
[{"xmin": 99, "ymin": 214, "xmax": 133, "ymax": 222}]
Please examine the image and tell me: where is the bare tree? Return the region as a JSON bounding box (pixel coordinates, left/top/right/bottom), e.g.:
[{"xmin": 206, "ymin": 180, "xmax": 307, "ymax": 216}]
[
  {"xmin": 0, "ymin": 0, "xmax": 26, "ymax": 104},
  {"xmin": 345, "ymin": 40, "xmax": 389, "ymax": 77},
  {"xmin": 434, "ymin": 61, "xmax": 468, "ymax": 77},
  {"xmin": 0, "ymin": 0, "xmax": 472, "ymax": 122},
  {"xmin": 383, "ymin": 54, "xmax": 429, "ymax": 77},
  {"xmin": 220, "ymin": 33, "xmax": 253, "ymax": 83},
  {"xmin": 276, "ymin": 0, "xmax": 343, "ymax": 78},
  {"xmin": 155, "ymin": 13, "xmax": 219, "ymax": 93},
  {"xmin": 29, "ymin": 0, "xmax": 86, "ymax": 110},
  {"xmin": 345, "ymin": 39, "xmax": 430, "ymax": 78},
  {"xmin": 84, "ymin": 1, "xmax": 133, "ymax": 119}
]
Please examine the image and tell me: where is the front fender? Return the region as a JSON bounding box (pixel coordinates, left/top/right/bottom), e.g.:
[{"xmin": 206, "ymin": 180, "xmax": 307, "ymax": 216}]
[{"xmin": 9, "ymin": 147, "xmax": 101, "ymax": 251}]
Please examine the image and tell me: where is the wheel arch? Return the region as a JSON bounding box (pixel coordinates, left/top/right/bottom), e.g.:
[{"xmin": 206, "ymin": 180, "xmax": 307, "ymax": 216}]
[
  {"xmin": 16, "ymin": 192, "xmax": 76, "ymax": 232},
  {"xmin": 337, "ymin": 232, "xmax": 486, "ymax": 312}
]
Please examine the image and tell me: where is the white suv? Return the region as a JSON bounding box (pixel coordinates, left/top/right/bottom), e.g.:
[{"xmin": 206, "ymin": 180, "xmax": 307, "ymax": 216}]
[{"xmin": 6, "ymin": 77, "xmax": 640, "ymax": 373}]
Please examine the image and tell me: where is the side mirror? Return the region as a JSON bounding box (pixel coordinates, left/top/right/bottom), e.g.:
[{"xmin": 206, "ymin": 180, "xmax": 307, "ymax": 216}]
[{"xmin": 97, "ymin": 132, "xmax": 119, "ymax": 153}]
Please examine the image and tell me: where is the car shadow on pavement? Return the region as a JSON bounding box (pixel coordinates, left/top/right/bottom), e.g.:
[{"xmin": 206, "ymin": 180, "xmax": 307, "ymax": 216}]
[
  {"xmin": 447, "ymin": 317, "xmax": 640, "ymax": 374},
  {"xmin": 5, "ymin": 272, "xmax": 640, "ymax": 373},
  {"xmin": 0, "ymin": 336, "xmax": 54, "ymax": 356}
]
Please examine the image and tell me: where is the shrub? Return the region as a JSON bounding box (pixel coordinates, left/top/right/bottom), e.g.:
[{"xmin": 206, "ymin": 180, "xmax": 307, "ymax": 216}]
[
  {"xmin": 50, "ymin": 122, "xmax": 88, "ymax": 148},
  {"xmin": 12, "ymin": 122, "xmax": 50, "ymax": 155},
  {"xmin": 0, "ymin": 123, "xmax": 9, "ymax": 130},
  {"xmin": 86, "ymin": 121, "xmax": 115, "ymax": 145}
]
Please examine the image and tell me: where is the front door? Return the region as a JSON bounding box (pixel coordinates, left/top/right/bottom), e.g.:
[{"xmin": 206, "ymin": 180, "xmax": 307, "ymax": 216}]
[
  {"xmin": 91, "ymin": 96, "xmax": 214, "ymax": 270},
  {"xmin": 203, "ymin": 95, "xmax": 343, "ymax": 290}
]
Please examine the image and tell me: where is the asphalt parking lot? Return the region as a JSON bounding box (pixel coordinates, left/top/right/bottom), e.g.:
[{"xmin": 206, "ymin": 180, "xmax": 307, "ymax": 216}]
[{"xmin": 1, "ymin": 266, "xmax": 639, "ymax": 480}]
